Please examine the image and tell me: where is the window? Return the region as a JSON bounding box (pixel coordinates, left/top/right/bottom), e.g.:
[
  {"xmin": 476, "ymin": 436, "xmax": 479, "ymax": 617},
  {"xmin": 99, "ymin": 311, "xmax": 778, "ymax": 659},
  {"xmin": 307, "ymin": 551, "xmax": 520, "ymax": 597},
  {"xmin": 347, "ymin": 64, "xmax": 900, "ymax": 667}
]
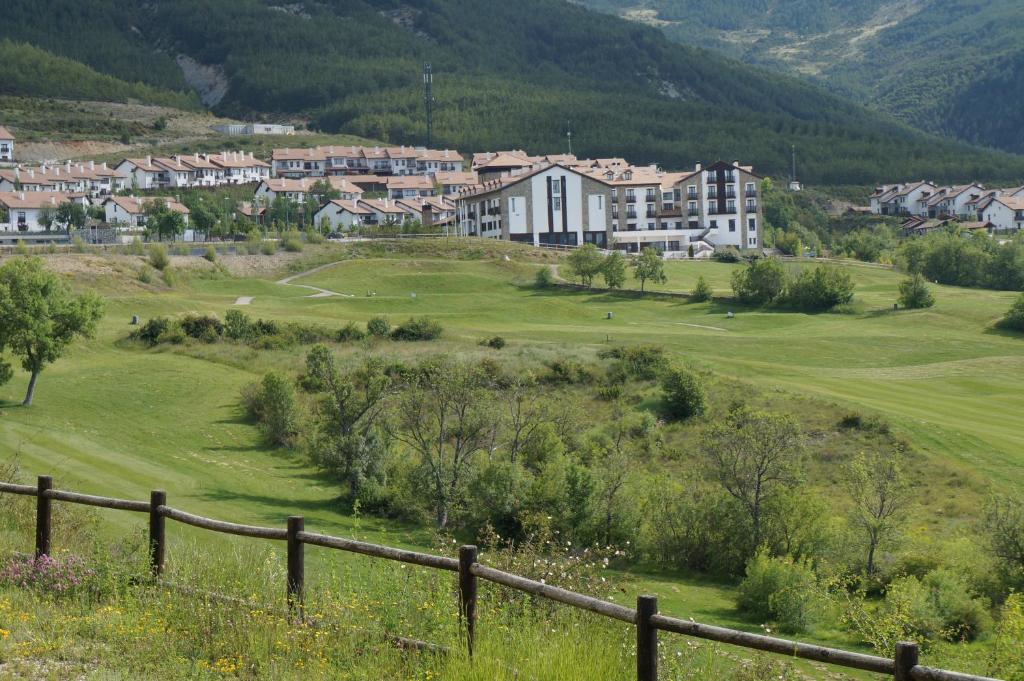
[
  {"xmin": 510, "ymin": 197, "xmax": 516, "ymax": 212},
  {"xmin": 646, "ymin": 203, "xmax": 655, "ymax": 215},
  {"xmin": 647, "ymin": 222, "xmax": 655, "ymax": 230},
  {"xmin": 612, "ymin": 206, "xmax": 619, "ymax": 218},
  {"xmin": 748, "ymin": 218, "xmax": 756, "ymax": 231},
  {"xmin": 552, "ymin": 182, "xmax": 561, "ymax": 196},
  {"xmin": 749, "ymin": 237, "xmax": 756, "ymax": 246},
  {"xmin": 646, "ymin": 189, "xmax": 656, "ymax": 202},
  {"xmin": 553, "ymin": 197, "xmax": 561, "ymax": 210},
  {"xmin": 687, "ymin": 185, "xmax": 697, "ymax": 199},
  {"xmin": 597, "ymin": 195, "xmax": 604, "ymax": 210},
  {"xmin": 626, "ymin": 189, "xmax": 636, "ymax": 202},
  {"xmin": 729, "ymin": 219, "xmax": 736, "ymax": 232},
  {"xmin": 710, "ymin": 220, "xmax": 718, "ymax": 229}
]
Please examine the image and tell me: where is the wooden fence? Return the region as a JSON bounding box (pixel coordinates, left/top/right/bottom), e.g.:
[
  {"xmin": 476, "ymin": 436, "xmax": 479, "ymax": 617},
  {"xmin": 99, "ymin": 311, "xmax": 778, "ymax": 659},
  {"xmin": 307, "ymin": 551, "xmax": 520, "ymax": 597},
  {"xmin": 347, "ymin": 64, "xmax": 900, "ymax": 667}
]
[{"xmin": 0, "ymin": 475, "xmax": 1004, "ymax": 681}]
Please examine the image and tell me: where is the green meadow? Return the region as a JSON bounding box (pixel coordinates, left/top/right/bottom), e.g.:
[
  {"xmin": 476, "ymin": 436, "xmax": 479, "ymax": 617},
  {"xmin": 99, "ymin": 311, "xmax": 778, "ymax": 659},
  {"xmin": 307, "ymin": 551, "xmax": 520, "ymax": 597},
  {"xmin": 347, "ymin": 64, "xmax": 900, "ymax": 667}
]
[{"xmin": 0, "ymin": 240, "xmax": 1021, "ymax": 677}]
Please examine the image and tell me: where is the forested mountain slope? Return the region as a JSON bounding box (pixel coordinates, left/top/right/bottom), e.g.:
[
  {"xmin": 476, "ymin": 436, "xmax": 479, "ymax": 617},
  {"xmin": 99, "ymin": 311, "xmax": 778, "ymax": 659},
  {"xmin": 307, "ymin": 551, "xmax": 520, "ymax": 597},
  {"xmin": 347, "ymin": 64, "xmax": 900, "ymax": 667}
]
[
  {"xmin": 579, "ymin": 0, "xmax": 1024, "ymax": 154},
  {"xmin": 2, "ymin": 0, "xmax": 1023, "ymax": 183}
]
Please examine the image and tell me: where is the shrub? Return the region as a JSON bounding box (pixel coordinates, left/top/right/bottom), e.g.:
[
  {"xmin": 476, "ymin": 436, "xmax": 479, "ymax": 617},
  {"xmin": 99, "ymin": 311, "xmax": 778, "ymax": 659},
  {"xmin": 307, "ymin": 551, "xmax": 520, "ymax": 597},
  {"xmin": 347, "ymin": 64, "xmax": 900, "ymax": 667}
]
[
  {"xmin": 203, "ymin": 245, "xmax": 217, "ymax": 262},
  {"xmin": 71, "ymin": 236, "xmax": 87, "ymax": 253},
  {"xmin": 691, "ymin": 275, "xmax": 713, "ymax": 302},
  {"xmin": 13, "ymin": 240, "xmax": 28, "ymax": 255},
  {"xmin": 137, "ymin": 265, "xmax": 154, "ymax": 284},
  {"xmin": 737, "ymin": 552, "xmax": 820, "ymax": 633},
  {"xmin": 731, "ymin": 258, "xmax": 787, "ymax": 305},
  {"xmin": 148, "ymin": 244, "xmax": 170, "ymax": 271},
  {"xmin": 367, "ymin": 316, "xmax": 391, "ymax": 337},
  {"xmin": 997, "ymin": 293, "xmax": 1024, "ymax": 332},
  {"xmin": 661, "ymin": 365, "xmax": 707, "ymax": 420},
  {"xmin": 133, "ymin": 317, "xmax": 171, "ymax": 346},
  {"xmin": 337, "ymin": 321, "xmax": 367, "ymax": 342},
  {"xmin": 713, "ymin": 247, "xmax": 742, "ymax": 263},
  {"xmin": 543, "ymin": 358, "xmax": 594, "ymax": 385},
  {"xmin": 281, "ymin": 230, "xmax": 304, "ymax": 252},
  {"xmin": 391, "ymin": 317, "xmax": 443, "ymax": 341},
  {"xmin": 179, "ymin": 314, "xmax": 224, "ymax": 342},
  {"xmin": 784, "ymin": 265, "xmax": 855, "ymax": 312},
  {"xmin": 305, "ymin": 229, "xmax": 324, "ymax": 245},
  {"xmin": 241, "ymin": 372, "xmax": 299, "ymax": 448},
  {"xmin": 259, "ymin": 240, "xmax": 277, "ymax": 256},
  {"xmin": 535, "ymin": 265, "xmax": 555, "ymax": 288},
  {"xmin": 481, "ymin": 335, "xmax": 506, "ymax": 349},
  {"xmin": 898, "ymin": 273, "xmax": 935, "ymax": 309},
  {"xmin": 882, "ymin": 569, "xmax": 992, "ymax": 643},
  {"xmin": 598, "ymin": 345, "xmax": 668, "ymax": 380},
  {"xmin": 161, "ymin": 266, "xmax": 178, "ymax": 287},
  {"xmin": 224, "ymin": 309, "xmax": 254, "ymax": 341},
  {"xmin": 126, "ymin": 237, "xmax": 145, "ymax": 256}
]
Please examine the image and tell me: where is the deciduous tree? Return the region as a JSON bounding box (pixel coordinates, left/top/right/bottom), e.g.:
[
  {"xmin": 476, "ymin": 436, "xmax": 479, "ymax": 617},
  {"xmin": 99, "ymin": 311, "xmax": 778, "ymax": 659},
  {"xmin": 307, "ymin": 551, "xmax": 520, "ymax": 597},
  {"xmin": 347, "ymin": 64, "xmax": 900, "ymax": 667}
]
[
  {"xmin": 0, "ymin": 258, "xmax": 104, "ymax": 406},
  {"xmin": 632, "ymin": 247, "xmax": 666, "ymax": 293},
  {"xmin": 843, "ymin": 451, "xmax": 910, "ymax": 577}
]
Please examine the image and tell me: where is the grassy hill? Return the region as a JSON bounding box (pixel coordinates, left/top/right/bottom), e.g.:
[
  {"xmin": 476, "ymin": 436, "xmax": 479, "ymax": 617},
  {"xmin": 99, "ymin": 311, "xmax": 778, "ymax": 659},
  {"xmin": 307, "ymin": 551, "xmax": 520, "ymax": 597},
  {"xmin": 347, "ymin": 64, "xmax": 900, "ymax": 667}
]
[
  {"xmin": 580, "ymin": 0, "xmax": 1024, "ymax": 155},
  {"xmin": 2, "ymin": 0, "xmax": 1024, "ymax": 184},
  {"xmin": 0, "ymin": 242, "xmax": 1021, "ymax": 677}
]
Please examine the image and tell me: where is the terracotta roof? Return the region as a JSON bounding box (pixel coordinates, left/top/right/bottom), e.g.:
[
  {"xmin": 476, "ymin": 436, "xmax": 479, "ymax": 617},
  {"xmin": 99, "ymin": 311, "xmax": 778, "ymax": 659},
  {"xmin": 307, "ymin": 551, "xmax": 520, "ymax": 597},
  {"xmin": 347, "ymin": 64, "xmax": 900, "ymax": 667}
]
[
  {"xmin": 433, "ymin": 171, "xmax": 478, "ymax": 185},
  {"xmin": 0, "ymin": 191, "xmax": 82, "ymax": 209},
  {"xmin": 326, "ymin": 177, "xmax": 364, "ymax": 194},
  {"xmin": 261, "ymin": 178, "xmax": 311, "ymax": 193},
  {"xmin": 153, "ymin": 157, "xmax": 192, "ymax": 172},
  {"xmin": 321, "ymin": 199, "xmax": 370, "ymax": 215},
  {"xmin": 416, "ymin": 149, "xmax": 462, "ymax": 163},
  {"xmin": 272, "ymin": 147, "xmax": 328, "ymax": 161},
  {"xmin": 344, "ymin": 175, "xmax": 387, "ymax": 186},
  {"xmin": 0, "ymin": 126, "xmax": 12, "ymax": 140},
  {"xmin": 459, "ymin": 162, "xmax": 612, "ymax": 199},
  {"xmin": 386, "ymin": 146, "xmax": 420, "ymax": 159},
  {"xmin": 120, "ymin": 158, "xmax": 164, "ymax": 173},
  {"xmin": 104, "ymin": 195, "xmax": 189, "ymax": 215},
  {"xmin": 994, "ymin": 196, "xmax": 1024, "ymax": 211},
  {"xmin": 474, "ymin": 152, "xmax": 535, "ymax": 170},
  {"xmin": 386, "ymin": 175, "xmax": 435, "ymax": 190},
  {"xmin": 359, "ymin": 198, "xmax": 408, "ymax": 214},
  {"xmin": 209, "ymin": 152, "xmax": 270, "ymax": 169}
]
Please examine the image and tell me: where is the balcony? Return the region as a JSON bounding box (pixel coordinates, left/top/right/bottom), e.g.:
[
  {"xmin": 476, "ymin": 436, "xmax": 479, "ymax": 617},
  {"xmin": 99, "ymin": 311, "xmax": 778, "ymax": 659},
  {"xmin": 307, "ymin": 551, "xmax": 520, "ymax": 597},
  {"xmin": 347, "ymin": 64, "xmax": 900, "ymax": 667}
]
[
  {"xmin": 626, "ymin": 212, "xmax": 638, "ymax": 220},
  {"xmin": 707, "ymin": 192, "xmax": 718, "ymax": 200},
  {"xmin": 687, "ymin": 192, "xmax": 698, "ymax": 201},
  {"xmin": 745, "ymin": 189, "xmax": 758, "ymax": 198},
  {"xmin": 725, "ymin": 190, "xmax": 736, "ymax": 199},
  {"xmin": 687, "ymin": 209, "xmax": 699, "ymax": 217},
  {"xmin": 746, "ymin": 202, "xmax": 757, "ymax": 212}
]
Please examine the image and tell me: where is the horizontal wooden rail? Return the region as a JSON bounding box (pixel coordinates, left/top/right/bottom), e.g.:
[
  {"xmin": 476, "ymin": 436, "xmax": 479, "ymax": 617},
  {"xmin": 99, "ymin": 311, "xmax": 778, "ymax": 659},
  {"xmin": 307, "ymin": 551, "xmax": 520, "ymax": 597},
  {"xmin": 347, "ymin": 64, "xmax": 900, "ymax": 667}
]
[
  {"xmin": 471, "ymin": 563, "xmax": 636, "ymax": 624},
  {"xmin": 0, "ymin": 482, "xmax": 37, "ymax": 495},
  {"xmin": 650, "ymin": 614, "xmax": 893, "ymax": 675},
  {"xmin": 911, "ymin": 667, "xmax": 1004, "ymax": 681},
  {"xmin": 296, "ymin": 531, "xmax": 459, "ymax": 572},
  {"xmin": 45, "ymin": 489, "xmax": 151, "ymax": 513},
  {"xmin": 0, "ymin": 475, "xmax": 1006, "ymax": 681},
  {"xmin": 158, "ymin": 506, "xmax": 288, "ymax": 540}
]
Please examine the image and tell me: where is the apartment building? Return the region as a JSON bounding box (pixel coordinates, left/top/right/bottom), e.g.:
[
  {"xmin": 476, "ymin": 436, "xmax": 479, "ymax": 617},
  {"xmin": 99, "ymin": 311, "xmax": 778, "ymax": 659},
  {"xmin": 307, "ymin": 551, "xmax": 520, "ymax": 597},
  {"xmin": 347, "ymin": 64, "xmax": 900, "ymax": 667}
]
[
  {"xmin": 313, "ymin": 195, "xmax": 455, "ymax": 231},
  {"xmin": 272, "ymin": 145, "xmax": 463, "ymax": 179},
  {"xmin": 981, "ymin": 195, "xmax": 1024, "ymax": 233},
  {"xmin": 0, "ymin": 191, "xmax": 89, "ymax": 232},
  {"xmin": 455, "ymin": 163, "xmax": 613, "ymax": 247},
  {"xmin": 208, "ymin": 151, "xmax": 271, "ymax": 184},
  {"xmin": 255, "ymin": 177, "xmax": 364, "ymax": 205},
  {"xmin": 0, "ymin": 162, "xmax": 128, "ymax": 197},
  {"xmin": 0, "ymin": 126, "xmax": 13, "ymax": 162}
]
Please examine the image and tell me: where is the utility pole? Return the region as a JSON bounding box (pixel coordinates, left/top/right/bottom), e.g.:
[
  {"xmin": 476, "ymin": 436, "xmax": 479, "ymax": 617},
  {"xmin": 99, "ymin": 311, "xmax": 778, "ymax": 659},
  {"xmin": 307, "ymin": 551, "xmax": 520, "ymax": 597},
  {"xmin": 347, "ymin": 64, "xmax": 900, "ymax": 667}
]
[
  {"xmin": 566, "ymin": 121, "xmax": 573, "ymax": 156},
  {"xmin": 424, "ymin": 63, "xmax": 434, "ymax": 148}
]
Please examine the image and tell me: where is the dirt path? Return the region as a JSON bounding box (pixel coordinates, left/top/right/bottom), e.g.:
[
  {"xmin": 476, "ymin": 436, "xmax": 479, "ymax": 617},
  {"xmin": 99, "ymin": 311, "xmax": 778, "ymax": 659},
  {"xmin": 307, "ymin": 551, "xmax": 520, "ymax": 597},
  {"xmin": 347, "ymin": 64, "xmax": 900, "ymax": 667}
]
[
  {"xmin": 233, "ymin": 296, "xmax": 253, "ymax": 306},
  {"xmin": 275, "ymin": 261, "xmax": 354, "ymax": 298}
]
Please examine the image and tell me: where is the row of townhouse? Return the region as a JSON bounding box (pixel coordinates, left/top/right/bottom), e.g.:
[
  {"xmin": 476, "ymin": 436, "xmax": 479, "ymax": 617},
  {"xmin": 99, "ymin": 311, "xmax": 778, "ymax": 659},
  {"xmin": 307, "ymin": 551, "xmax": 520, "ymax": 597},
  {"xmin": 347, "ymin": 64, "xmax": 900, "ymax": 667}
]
[
  {"xmin": 117, "ymin": 152, "xmax": 270, "ymax": 189},
  {"xmin": 253, "ymin": 172, "xmax": 480, "ymax": 205},
  {"xmin": 871, "ymin": 180, "xmax": 1024, "ymax": 232},
  {"xmin": 271, "ymin": 145, "xmax": 463, "ymax": 179},
  {"xmin": 454, "ymin": 159, "xmax": 763, "ymax": 253},
  {"xmin": 0, "ymin": 191, "xmax": 189, "ymax": 235},
  {"xmin": 0, "ymin": 161, "xmax": 128, "ymax": 198},
  {"xmin": 312, "ymin": 196, "xmax": 456, "ymax": 231},
  {"xmin": 0, "ymin": 126, "xmax": 13, "ymax": 163}
]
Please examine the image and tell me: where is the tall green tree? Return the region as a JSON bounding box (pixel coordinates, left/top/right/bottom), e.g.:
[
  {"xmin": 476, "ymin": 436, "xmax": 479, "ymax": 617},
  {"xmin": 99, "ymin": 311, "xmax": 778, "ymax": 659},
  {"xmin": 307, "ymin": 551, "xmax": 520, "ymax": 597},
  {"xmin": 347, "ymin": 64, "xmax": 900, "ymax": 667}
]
[
  {"xmin": 702, "ymin": 407, "xmax": 804, "ymax": 548},
  {"xmin": 632, "ymin": 247, "xmax": 666, "ymax": 293},
  {"xmin": 843, "ymin": 451, "xmax": 910, "ymax": 577},
  {"xmin": 601, "ymin": 251, "xmax": 626, "ymax": 289},
  {"xmin": 0, "ymin": 258, "xmax": 104, "ymax": 406},
  {"xmin": 565, "ymin": 243, "xmax": 604, "ymax": 287},
  {"xmin": 54, "ymin": 201, "xmax": 86, "ymax": 235}
]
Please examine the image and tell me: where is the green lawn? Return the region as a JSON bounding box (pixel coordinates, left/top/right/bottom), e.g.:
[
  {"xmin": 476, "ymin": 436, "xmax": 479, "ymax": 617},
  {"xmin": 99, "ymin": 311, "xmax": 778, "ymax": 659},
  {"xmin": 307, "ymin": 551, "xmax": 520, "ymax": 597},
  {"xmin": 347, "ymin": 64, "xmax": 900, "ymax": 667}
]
[{"xmin": 0, "ymin": 243, "xmax": 1020, "ymax": 676}]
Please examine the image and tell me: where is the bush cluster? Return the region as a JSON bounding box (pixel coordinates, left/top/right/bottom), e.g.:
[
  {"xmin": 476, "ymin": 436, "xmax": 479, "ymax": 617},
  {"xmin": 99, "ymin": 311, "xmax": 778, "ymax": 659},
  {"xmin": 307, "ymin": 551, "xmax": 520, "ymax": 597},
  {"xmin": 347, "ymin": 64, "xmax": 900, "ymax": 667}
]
[
  {"xmin": 731, "ymin": 259, "xmax": 855, "ymax": 311},
  {"xmin": 737, "ymin": 552, "xmax": 821, "ymax": 633},
  {"xmin": 241, "ymin": 372, "xmax": 299, "ymax": 447},
  {"xmin": 390, "ymin": 317, "xmax": 443, "ymax": 341}
]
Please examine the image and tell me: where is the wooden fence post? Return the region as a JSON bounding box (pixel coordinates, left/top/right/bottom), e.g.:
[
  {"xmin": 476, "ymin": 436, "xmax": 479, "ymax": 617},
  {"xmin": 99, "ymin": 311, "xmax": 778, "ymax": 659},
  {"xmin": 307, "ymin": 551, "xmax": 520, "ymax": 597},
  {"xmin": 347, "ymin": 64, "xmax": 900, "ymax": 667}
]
[
  {"xmin": 637, "ymin": 595, "xmax": 658, "ymax": 681},
  {"xmin": 459, "ymin": 545, "xmax": 478, "ymax": 657},
  {"xmin": 149, "ymin": 490, "xmax": 166, "ymax": 576},
  {"xmin": 894, "ymin": 642, "xmax": 918, "ymax": 681},
  {"xmin": 35, "ymin": 475, "xmax": 52, "ymax": 558},
  {"xmin": 287, "ymin": 516, "xmax": 305, "ymax": 616}
]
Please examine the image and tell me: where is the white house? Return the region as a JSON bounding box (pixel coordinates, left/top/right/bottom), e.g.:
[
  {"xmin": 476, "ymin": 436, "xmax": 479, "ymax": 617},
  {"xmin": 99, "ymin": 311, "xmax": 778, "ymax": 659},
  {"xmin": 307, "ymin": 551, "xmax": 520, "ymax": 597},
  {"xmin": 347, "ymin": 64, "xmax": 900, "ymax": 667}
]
[
  {"xmin": 312, "ymin": 200, "xmax": 371, "ymax": 231},
  {"xmin": 396, "ymin": 196, "xmax": 456, "ymax": 225},
  {"xmin": 0, "ymin": 168, "xmax": 60, "ymax": 193},
  {"xmin": 116, "ymin": 157, "xmax": 167, "ymax": 190},
  {"xmin": 0, "ymin": 126, "xmax": 13, "ymax": 162},
  {"xmin": 209, "ymin": 151, "xmax": 271, "ymax": 184},
  {"xmin": 359, "ymin": 197, "xmax": 412, "ymax": 225},
  {"xmin": 981, "ymin": 196, "xmax": 1024, "ymax": 233},
  {"xmin": 0, "ymin": 191, "xmax": 88, "ymax": 233},
  {"xmin": 386, "ymin": 175, "xmax": 436, "ymax": 199},
  {"xmin": 255, "ymin": 178, "xmax": 313, "ymax": 204},
  {"xmin": 102, "ymin": 196, "xmax": 190, "ymax": 230},
  {"xmin": 456, "ymin": 163, "xmax": 613, "ymax": 247},
  {"xmin": 271, "ymin": 148, "xmax": 327, "ymax": 179}
]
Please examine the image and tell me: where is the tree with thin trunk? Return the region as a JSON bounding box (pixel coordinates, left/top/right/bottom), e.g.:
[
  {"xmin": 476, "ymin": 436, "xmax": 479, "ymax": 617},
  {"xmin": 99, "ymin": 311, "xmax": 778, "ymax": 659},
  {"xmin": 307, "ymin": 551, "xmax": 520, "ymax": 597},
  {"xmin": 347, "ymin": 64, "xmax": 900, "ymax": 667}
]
[
  {"xmin": 843, "ymin": 451, "xmax": 909, "ymax": 578},
  {"xmin": 701, "ymin": 406, "xmax": 804, "ymax": 549},
  {"xmin": 306, "ymin": 347, "xmax": 394, "ymax": 499},
  {"xmin": 984, "ymin": 493, "xmax": 1024, "ymax": 582},
  {"xmin": 632, "ymin": 247, "xmax": 666, "ymax": 293},
  {"xmin": 0, "ymin": 258, "xmax": 104, "ymax": 406},
  {"xmin": 394, "ymin": 358, "xmax": 493, "ymax": 529}
]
